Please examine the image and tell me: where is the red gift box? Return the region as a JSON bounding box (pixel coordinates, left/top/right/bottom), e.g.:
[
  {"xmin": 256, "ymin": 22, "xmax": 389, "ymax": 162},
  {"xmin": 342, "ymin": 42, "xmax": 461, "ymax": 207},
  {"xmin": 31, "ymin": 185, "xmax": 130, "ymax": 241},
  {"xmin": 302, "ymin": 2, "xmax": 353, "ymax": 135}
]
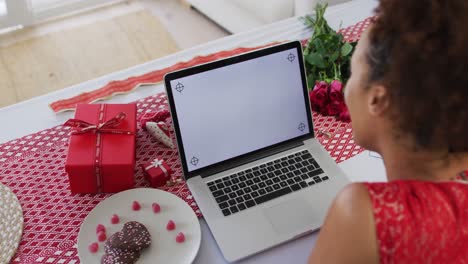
[
  {"xmin": 142, "ymin": 158, "xmax": 172, "ymax": 188},
  {"xmin": 65, "ymin": 104, "xmax": 136, "ymax": 193}
]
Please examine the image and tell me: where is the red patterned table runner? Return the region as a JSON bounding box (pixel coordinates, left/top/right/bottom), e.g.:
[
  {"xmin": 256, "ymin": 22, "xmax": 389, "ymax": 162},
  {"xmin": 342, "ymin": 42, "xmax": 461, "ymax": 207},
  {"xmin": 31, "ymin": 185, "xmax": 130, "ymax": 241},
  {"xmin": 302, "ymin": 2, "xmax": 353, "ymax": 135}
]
[
  {"xmin": 49, "ymin": 17, "xmax": 371, "ymax": 113},
  {"xmin": 1, "ymin": 92, "xmax": 362, "ymax": 263},
  {"xmin": 0, "ymin": 17, "xmax": 371, "ymax": 264}
]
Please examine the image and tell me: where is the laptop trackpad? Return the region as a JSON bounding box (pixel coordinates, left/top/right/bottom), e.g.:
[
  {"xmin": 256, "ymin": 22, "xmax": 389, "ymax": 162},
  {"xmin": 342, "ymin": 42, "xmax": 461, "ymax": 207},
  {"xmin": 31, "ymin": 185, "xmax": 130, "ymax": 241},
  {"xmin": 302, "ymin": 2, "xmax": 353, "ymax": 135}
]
[{"xmin": 264, "ymin": 198, "xmax": 316, "ymax": 235}]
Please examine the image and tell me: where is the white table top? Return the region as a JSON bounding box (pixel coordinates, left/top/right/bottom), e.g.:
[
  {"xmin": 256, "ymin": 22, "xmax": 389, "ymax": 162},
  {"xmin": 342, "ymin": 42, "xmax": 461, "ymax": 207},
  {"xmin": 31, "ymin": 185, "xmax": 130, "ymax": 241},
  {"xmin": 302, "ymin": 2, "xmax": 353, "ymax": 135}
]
[{"xmin": 0, "ymin": 0, "xmax": 386, "ymax": 263}]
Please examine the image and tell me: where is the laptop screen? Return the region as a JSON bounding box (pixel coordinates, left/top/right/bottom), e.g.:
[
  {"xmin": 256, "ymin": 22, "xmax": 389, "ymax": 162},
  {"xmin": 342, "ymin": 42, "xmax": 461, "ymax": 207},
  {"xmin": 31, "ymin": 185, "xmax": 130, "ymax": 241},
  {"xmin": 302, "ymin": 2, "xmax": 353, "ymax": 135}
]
[{"xmin": 168, "ymin": 45, "xmax": 311, "ymax": 173}]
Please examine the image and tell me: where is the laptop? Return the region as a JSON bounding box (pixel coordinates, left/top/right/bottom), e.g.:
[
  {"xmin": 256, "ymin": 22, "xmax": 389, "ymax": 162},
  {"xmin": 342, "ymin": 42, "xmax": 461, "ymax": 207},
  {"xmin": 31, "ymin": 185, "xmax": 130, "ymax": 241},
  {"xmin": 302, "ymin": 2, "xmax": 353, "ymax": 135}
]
[{"xmin": 164, "ymin": 41, "xmax": 349, "ymax": 262}]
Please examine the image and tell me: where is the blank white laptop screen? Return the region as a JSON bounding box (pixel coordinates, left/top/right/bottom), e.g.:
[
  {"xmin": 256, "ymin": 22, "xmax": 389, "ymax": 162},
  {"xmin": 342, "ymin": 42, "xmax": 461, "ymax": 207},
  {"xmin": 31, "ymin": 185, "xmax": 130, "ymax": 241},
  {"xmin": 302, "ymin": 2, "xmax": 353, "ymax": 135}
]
[{"xmin": 169, "ymin": 48, "xmax": 310, "ymax": 172}]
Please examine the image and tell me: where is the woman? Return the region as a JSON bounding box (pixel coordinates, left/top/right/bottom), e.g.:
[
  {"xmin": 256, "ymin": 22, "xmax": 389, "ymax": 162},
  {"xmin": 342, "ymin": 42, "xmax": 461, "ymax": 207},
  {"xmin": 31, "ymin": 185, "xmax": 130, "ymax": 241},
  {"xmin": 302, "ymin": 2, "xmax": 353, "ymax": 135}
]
[{"xmin": 308, "ymin": 0, "xmax": 468, "ymax": 263}]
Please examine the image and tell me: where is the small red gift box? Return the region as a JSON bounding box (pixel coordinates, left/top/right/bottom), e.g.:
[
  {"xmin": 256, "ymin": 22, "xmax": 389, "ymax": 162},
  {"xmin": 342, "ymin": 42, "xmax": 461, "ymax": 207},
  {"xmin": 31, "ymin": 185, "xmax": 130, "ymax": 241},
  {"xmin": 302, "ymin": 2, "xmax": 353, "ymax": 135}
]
[
  {"xmin": 65, "ymin": 104, "xmax": 137, "ymax": 193},
  {"xmin": 142, "ymin": 158, "xmax": 172, "ymax": 188}
]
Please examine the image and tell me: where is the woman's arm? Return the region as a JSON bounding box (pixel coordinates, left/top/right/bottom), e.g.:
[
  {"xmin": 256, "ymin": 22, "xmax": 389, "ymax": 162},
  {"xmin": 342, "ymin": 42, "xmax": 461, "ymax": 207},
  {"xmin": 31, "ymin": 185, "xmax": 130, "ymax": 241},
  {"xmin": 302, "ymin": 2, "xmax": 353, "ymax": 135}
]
[{"xmin": 308, "ymin": 183, "xmax": 379, "ymax": 264}]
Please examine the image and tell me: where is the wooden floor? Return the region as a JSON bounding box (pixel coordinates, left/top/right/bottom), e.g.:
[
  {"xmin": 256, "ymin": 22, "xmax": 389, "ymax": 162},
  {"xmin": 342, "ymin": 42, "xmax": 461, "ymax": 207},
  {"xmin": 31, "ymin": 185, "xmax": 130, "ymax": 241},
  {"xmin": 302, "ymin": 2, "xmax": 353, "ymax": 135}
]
[
  {"xmin": 0, "ymin": 0, "xmax": 228, "ymax": 108},
  {"xmin": 140, "ymin": 0, "xmax": 229, "ymax": 50}
]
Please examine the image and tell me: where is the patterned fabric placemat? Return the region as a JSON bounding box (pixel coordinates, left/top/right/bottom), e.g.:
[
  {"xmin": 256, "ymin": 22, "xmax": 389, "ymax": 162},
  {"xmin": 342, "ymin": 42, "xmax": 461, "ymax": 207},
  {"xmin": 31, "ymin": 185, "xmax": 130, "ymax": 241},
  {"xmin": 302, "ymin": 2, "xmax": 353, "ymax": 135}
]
[{"xmin": 1, "ymin": 92, "xmax": 363, "ymax": 263}]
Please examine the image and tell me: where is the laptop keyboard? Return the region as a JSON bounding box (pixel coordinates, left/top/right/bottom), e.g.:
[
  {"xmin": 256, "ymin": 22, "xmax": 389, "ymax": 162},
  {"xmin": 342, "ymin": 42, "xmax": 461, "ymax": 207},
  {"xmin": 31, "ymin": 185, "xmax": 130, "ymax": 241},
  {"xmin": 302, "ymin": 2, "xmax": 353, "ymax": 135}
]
[{"xmin": 207, "ymin": 150, "xmax": 329, "ymax": 216}]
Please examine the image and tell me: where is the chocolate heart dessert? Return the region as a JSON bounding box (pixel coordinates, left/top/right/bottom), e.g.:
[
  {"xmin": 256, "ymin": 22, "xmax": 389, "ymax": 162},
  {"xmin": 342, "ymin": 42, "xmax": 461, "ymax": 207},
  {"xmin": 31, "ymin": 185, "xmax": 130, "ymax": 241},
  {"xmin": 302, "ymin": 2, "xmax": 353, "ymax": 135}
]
[
  {"xmin": 108, "ymin": 221, "xmax": 152, "ymax": 252},
  {"xmin": 101, "ymin": 244, "xmax": 141, "ymax": 264},
  {"xmin": 101, "ymin": 221, "xmax": 152, "ymax": 264}
]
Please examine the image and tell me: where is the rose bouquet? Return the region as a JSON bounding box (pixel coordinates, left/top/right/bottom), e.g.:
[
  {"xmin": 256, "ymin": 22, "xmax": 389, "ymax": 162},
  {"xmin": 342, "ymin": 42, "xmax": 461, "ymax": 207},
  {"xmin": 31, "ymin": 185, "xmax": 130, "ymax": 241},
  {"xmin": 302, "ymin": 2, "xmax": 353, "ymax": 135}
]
[
  {"xmin": 302, "ymin": 4, "xmax": 356, "ymax": 122},
  {"xmin": 309, "ymin": 80, "xmax": 350, "ymax": 122}
]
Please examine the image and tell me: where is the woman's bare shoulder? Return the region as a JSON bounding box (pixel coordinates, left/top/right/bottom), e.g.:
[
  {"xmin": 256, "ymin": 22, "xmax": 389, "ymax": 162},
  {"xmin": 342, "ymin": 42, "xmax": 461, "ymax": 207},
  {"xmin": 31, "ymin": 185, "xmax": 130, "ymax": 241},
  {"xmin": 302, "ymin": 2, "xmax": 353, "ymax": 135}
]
[{"xmin": 308, "ymin": 183, "xmax": 379, "ymax": 264}]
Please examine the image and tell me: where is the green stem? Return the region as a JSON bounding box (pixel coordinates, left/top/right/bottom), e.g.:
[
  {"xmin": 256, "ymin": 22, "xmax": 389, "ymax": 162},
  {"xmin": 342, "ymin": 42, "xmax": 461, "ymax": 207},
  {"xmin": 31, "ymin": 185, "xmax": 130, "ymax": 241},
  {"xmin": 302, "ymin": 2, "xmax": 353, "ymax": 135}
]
[
  {"xmin": 333, "ymin": 63, "xmax": 338, "ymax": 80},
  {"xmin": 338, "ymin": 63, "xmax": 342, "ymax": 81}
]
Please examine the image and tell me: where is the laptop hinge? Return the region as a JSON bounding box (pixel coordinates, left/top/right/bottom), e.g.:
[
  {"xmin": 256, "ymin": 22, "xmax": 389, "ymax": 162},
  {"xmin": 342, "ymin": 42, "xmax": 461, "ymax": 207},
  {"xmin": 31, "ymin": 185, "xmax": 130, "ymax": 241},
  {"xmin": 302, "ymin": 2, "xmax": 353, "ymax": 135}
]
[{"xmin": 200, "ymin": 140, "xmax": 305, "ymax": 178}]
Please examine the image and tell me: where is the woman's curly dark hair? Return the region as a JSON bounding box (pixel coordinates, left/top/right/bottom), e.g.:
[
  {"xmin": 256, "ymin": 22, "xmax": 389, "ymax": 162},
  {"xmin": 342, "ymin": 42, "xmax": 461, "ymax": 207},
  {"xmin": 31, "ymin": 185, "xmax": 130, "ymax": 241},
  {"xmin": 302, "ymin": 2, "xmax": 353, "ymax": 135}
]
[{"xmin": 367, "ymin": 0, "xmax": 468, "ymax": 152}]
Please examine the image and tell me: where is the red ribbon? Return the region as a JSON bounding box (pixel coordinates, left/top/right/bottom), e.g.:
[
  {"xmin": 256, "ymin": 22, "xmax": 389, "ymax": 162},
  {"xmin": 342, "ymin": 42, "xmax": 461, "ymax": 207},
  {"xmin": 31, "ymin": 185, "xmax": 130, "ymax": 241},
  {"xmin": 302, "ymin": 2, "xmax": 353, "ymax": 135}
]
[
  {"xmin": 64, "ymin": 105, "xmax": 133, "ymax": 193},
  {"xmin": 64, "ymin": 111, "xmax": 132, "ymax": 135}
]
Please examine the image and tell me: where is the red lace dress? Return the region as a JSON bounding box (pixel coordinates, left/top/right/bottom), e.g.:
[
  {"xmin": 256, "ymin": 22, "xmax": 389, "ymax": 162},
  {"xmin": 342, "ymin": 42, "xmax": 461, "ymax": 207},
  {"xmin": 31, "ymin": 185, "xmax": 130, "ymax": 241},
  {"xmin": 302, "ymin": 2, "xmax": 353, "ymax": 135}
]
[{"xmin": 363, "ymin": 179, "xmax": 468, "ymax": 264}]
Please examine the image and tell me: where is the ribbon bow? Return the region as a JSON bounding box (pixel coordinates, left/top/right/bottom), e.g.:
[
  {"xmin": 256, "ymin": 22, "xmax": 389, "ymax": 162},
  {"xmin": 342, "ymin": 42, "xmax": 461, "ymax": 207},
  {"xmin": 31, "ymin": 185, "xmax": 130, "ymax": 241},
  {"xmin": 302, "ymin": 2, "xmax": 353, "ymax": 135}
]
[
  {"xmin": 64, "ymin": 112, "xmax": 132, "ymax": 135},
  {"xmin": 149, "ymin": 159, "xmax": 163, "ymax": 168}
]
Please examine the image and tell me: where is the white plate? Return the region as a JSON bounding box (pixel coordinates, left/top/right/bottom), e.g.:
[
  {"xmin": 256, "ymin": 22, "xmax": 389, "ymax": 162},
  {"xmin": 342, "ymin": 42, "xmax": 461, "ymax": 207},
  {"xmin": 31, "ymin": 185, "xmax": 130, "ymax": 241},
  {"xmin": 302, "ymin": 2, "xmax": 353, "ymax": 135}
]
[{"xmin": 78, "ymin": 188, "xmax": 201, "ymax": 264}]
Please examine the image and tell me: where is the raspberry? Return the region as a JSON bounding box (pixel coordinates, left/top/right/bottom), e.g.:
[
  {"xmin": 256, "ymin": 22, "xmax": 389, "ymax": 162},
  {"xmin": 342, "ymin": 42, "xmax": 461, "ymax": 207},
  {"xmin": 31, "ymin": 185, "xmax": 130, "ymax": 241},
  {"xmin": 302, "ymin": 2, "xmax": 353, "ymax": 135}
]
[
  {"xmin": 166, "ymin": 220, "xmax": 176, "ymax": 231},
  {"xmin": 176, "ymin": 232, "xmax": 185, "ymax": 243},
  {"xmin": 88, "ymin": 242, "xmax": 99, "ymax": 253},
  {"xmin": 96, "ymin": 224, "xmax": 106, "ymax": 234},
  {"xmin": 97, "ymin": 231, "xmax": 107, "ymax": 242},
  {"xmin": 152, "ymin": 203, "xmax": 161, "ymax": 213},
  {"xmin": 132, "ymin": 201, "xmax": 141, "ymax": 211},
  {"xmin": 111, "ymin": 214, "xmax": 120, "ymax": 224}
]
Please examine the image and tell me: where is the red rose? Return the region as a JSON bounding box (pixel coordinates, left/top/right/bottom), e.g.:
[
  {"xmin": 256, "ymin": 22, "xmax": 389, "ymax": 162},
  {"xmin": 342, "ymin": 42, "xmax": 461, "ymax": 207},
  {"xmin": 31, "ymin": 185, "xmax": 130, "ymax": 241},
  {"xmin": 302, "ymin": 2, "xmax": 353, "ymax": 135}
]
[
  {"xmin": 326, "ymin": 100, "xmax": 346, "ymax": 116},
  {"xmin": 338, "ymin": 108, "xmax": 351, "ymax": 122},
  {"xmin": 329, "ymin": 80, "xmax": 344, "ymax": 103},
  {"xmin": 309, "ymin": 81, "xmax": 329, "ymax": 113},
  {"xmin": 330, "ymin": 80, "xmax": 343, "ymax": 93},
  {"xmin": 315, "ymin": 80, "xmax": 329, "ymax": 91}
]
